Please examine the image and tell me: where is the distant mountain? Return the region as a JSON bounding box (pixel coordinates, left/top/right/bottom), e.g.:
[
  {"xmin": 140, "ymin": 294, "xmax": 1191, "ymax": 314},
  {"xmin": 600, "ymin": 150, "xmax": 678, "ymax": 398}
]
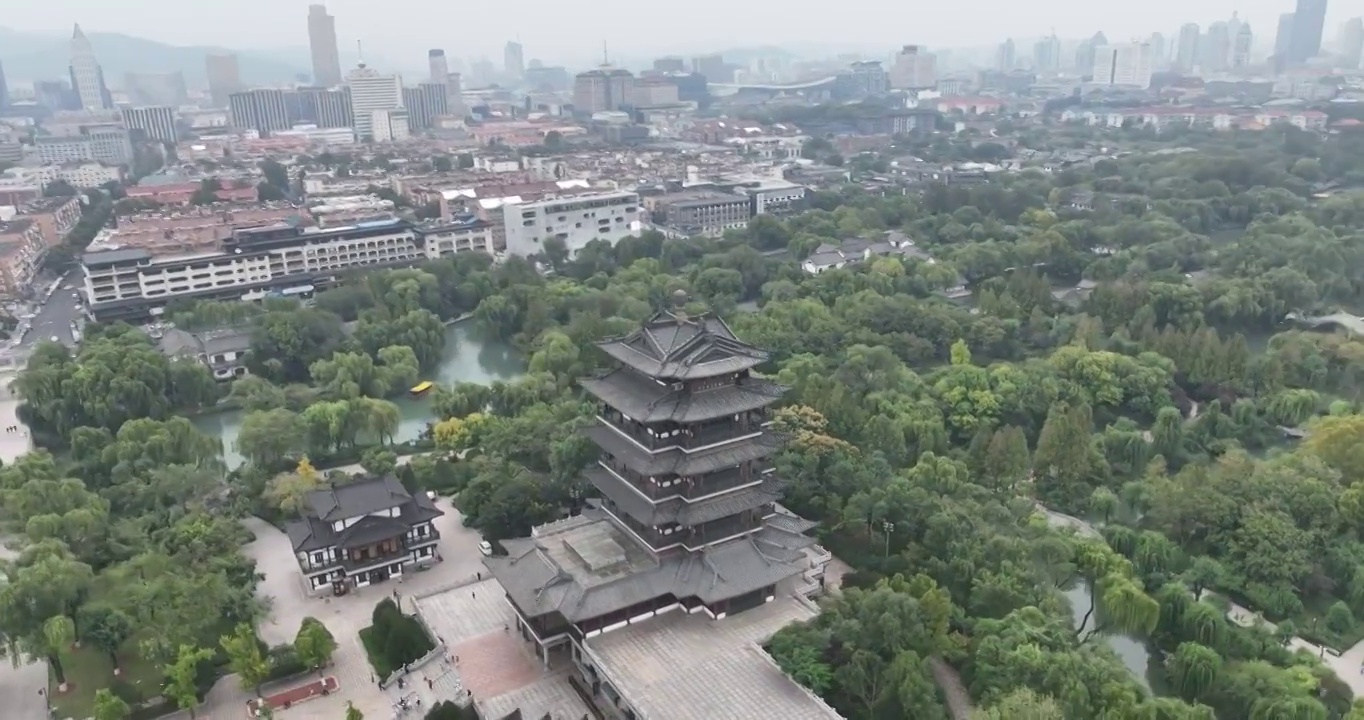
[{"xmin": 0, "ymin": 27, "xmax": 307, "ymax": 89}]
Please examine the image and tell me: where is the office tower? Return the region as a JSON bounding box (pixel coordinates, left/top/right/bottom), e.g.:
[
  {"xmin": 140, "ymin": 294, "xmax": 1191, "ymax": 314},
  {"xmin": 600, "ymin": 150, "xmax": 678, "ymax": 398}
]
[
  {"xmin": 1274, "ymin": 13, "xmax": 1297, "ymax": 70},
  {"xmin": 504, "ymin": 41, "xmax": 525, "ymax": 78},
  {"xmin": 285, "ymin": 86, "xmax": 353, "ymax": 128},
  {"xmin": 1341, "ymin": 18, "xmax": 1364, "ymax": 69},
  {"xmin": 572, "ymin": 67, "xmax": 634, "ymax": 114},
  {"xmin": 428, "ymin": 49, "xmax": 449, "ymax": 85},
  {"xmin": 1075, "ymin": 32, "xmax": 1107, "ymax": 75},
  {"xmin": 1201, "ymin": 22, "xmax": 1231, "ymax": 72},
  {"xmin": 653, "ymin": 57, "xmax": 686, "ymax": 73},
  {"xmin": 1033, "ymin": 34, "xmax": 1061, "ymax": 73},
  {"xmin": 1175, "ymin": 23, "xmax": 1201, "ymax": 71},
  {"xmin": 205, "ymin": 54, "xmax": 241, "ymax": 107},
  {"xmin": 524, "ymin": 66, "xmax": 570, "ymax": 92},
  {"xmin": 1148, "ymin": 33, "xmax": 1168, "ymax": 70},
  {"xmin": 371, "ymin": 109, "xmax": 409, "ymax": 142},
  {"xmin": 307, "ymin": 4, "xmax": 343, "ymax": 86},
  {"xmin": 121, "ymin": 106, "xmax": 178, "ymax": 144},
  {"xmin": 996, "ymin": 39, "xmax": 1016, "ymax": 71},
  {"xmin": 124, "ymin": 71, "xmax": 188, "ymax": 106},
  {"xmin": 0, "ymin": 61, "xmax": 8, "ymax": 109},
  {"xmin": 229, "ymin": 88, "xmax": 291, "ymax": 134},
  {"xmin": 849, "ymin": 61, "xmax": 888, "ymax": 95},
  {"xmin": 34, "ymin": 80, "xmax": 76, "ymax": 111},
  {"xmin": 1092, "ymin": 42, "xmax": 1154, "ymax": 88},
  {"xmin": 1288, "ymin": 0, "xmax": 1329, "ymax": 66},
  {"xmin": 445, "ymin": 73, "xmax": 465, "ymax": 118},
  {"xmin": 1233, "ymin": 22, "xmax": 1254, "ymax": 68},
  {"xmin": 402, "ymin": 83, "xmax": 447, "ymax": 131},
  {"xmin": 691, "ymin": 54, "xmax": 730, "ymax": 83},
  {"xmin": 346, "ymin": 64, "xmax": 403, "ymax": 140},
  {"xmin": 889, "ymin": 45, "xmax": 936, "ymax": 89},
  {"xmin": 69, "ymin": 24, "xmax": 113, "ymax": 111}
]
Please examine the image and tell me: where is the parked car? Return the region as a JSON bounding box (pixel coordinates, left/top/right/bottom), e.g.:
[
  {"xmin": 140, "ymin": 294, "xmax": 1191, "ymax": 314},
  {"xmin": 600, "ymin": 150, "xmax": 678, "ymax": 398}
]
[{"xmin": 478, "ymin": 541, "xmax": 493, "ymax": 556}]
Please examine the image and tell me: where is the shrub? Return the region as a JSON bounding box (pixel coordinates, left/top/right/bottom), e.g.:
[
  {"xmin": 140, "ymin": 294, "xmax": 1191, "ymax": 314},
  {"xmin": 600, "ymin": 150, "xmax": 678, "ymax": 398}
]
[
  {"xmin": 1326, "ymin": 601, "xmax": 1355, "ymax": 635},
  {"xmin": 265, "ymin": 643, "xmax": 308, "ymax": 681}
]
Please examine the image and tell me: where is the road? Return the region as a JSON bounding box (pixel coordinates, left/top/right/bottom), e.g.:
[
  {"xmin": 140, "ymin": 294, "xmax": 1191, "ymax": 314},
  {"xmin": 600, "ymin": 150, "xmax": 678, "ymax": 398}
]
[{"xmin": 17, "ymin": 269, "xmax": 84, "ymax": 348}]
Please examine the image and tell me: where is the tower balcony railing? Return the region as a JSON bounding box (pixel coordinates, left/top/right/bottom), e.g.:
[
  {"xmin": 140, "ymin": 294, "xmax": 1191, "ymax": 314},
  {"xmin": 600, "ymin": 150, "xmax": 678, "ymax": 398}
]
[{"xmin": 599, "ymin": 410, "xmax": 769, "ymax": 453}]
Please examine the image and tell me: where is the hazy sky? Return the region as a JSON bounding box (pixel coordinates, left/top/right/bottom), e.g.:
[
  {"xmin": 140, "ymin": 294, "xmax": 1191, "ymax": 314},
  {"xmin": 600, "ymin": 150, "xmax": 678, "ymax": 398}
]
[{"xmin": 3, "ymin": 0, "xmax": 1357, "ymax": 67}]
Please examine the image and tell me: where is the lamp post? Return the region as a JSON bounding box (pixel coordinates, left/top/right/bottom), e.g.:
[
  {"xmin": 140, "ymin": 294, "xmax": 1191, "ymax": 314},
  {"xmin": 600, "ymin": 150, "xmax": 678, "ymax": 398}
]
[{"xmin": 882, "ymin": 520, "xmax": 895, "ymax": 557}]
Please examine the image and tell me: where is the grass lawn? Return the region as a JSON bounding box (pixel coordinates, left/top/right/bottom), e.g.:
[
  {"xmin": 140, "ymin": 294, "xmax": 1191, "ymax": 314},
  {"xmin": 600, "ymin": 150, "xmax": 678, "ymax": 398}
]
[{"xmin": 48, "ymin": 644, "xmax": 162, "ymax": 720}]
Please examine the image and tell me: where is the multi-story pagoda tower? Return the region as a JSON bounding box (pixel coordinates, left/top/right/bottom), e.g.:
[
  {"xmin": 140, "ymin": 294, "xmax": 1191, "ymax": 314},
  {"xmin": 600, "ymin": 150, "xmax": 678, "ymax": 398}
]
[{"xmin": 485, "ymin": 291, "xmax": 818, "ymax": 657}]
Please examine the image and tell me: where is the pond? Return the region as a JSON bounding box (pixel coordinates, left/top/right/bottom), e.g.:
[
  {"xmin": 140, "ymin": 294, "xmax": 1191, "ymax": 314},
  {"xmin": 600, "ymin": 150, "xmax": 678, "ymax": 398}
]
[{"xmin": 193, "ymin": 322, "xmax": 525, "ymax": 469}]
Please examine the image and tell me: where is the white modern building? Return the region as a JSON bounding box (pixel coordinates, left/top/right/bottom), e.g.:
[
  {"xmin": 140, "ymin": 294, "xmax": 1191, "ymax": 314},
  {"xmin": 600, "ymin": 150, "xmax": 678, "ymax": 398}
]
[
  {"xmin": 121, "ymin": 105, "xmax": 178, "ymax": 144},
  {"xmin": 79, "ymin": 217, "xmax": 499, "ymax": 322},
  {"xmin": 346, "ymin": 64, "xmax": 404, "ymax": 140},
  {"xmin": 371, "ymin": 109, "xmax": 410, "ymax": 143},
  {"xmin": 502, "ymin": 190, "xmax": 641, "ymax": 259},
  {"xmin": 272, "ymin": 124, "xmax": 357, "ymax": 146},
  {"xmin": 1092, "ymin": 42, "xmax": 1155, "ymax": 88},
  {"xmin": 890, "ymin": 45, "xmax": 937, "ymax": 89}
]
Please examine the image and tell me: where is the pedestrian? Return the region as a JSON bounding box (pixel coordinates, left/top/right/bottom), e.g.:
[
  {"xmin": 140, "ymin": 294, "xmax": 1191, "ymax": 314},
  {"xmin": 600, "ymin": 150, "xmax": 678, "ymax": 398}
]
[
  {"xmin": 471, "ymin": 590, "xmax": 476, "ymax": 600},
  {"xmin": 476, "ymin": 571, "xmax": 482, "ymax": 581},
  {"xmin": 426, "ymin": 678, "xmax": 433, "ymax": 690}
]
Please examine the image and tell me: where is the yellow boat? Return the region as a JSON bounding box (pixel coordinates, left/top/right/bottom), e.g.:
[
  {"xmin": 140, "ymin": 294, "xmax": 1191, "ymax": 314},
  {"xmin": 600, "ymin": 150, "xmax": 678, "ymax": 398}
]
[{"xmin": 409, "ymin": 381, "xmax": 434, "ymax": 396}]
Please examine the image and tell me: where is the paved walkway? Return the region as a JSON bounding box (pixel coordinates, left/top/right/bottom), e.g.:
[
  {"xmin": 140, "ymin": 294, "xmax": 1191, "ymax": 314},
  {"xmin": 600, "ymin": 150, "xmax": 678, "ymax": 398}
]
[
  {"xmin": 189, "ymin": 500, "xmax": 492, "ymax": 720},
  {"xmin": 0, "ymin": 374, "xmax": 46, "ymax": 720}
]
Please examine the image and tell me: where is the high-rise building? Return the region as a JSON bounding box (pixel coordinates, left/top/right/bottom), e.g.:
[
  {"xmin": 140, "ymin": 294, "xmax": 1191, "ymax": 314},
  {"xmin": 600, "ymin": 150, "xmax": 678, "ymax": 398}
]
[
  {"xmin": 428, "ymin": 49, "xmax": 449, "ymax": 85},
  {"xmin": 1341, "ymin": 18, "xmax": 1364, "ymax": 69},
  {"xmin": 1175, "ymin": 23, "xmax": 1201, "ymax": 72},
  {"xmin": 573, "ymin": 67, "xmax": 634, "ymax": 114},
  {"xmin": 889, "ymin": 45, "xmax": 936, "ymax": 89},
  {"xmin": 849, "ymin": 61, "xmax": 888, "ymax": 95},
  {"xmin": 504, "ymin": 41, "xmax": 525, "ymax": 78},
  {"xmin": 1075, "ymin": 32, "xmax": 1108, "ymax": 75},
  {"xmin": 445, "ymin": 73, "xmax": 466, "ymax": 118},
  {"xmin": 402, "ymin": 83, "xmax": 447, "ymax": 131},
  {"xmin": 205, "ymin": 54, "xmax": 241, "ymax": 107},
  {"xmin": 346, "ymin": 64, "xmax": 404, "ymax": 140},
  {"xmin": 69, "ymin": 24, "xmax": 112, "ymax": 111},
  {"xmin": 120, "ymin": 106, "xmax": 178, "ymax": 144},
  {"xmin": 34, "ymin": 80, "xmax": 78, "ymax": 111},
  {"xmin": 1148, "ymin": 33, "xmax": 1168, "ymax": 70},
  {"xmin": 1288, "ymin": 0, "xmax": 1329, "ymax": 66},
  {"xmin": 691, "ymin": 54, "xmax": 730, "ymax": 83},
  {"xmin": 1092, "ymin": 42, "xmax": 1155, "ymax": 88},
  {"xmin": 229, "ymin": 88, "xmax": 291, "ymax": 134},
  {"xmin": 653, "ymin": 57, "xmax": 686, "ymax": 73},
  {"xmin": 1201, "ymin": 22, "xmax": 1231, "ymax": 73},
  {"xmin": 124, "ymin": 71, "xmax": 188, "ymax": 107},
  {"xmin": 1233, "ymin": 21, "xmax": 1254, "ymax": 68},
  {"xmin": 371, "ymin": 109, "xmax": 409, "ymax": 143},
  {"xmin": 996, "ymin": 39, "xmax": 1016, "ymax": 71},
  {"xmin": 1275, "ymin": 13, "xmax": 1297, "ymax": 70},
  {"xmin": 1033, "ymin": 34, "xmax": 1061, "ymax": 73},
  {"xmin": 287, "ymin": 86, "xmax": 353, "ymax": 128},
  {"xmin": 0, "ymin": 61, "xmax": 8, "ymax": 109},
  {"xmin": 307, "ymin": 4, "xmax": 343, "ymax": 87}
]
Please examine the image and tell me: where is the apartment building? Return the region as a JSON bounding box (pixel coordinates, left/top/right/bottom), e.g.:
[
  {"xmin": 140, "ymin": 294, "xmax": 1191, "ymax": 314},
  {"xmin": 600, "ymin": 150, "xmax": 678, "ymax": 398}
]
[
  {"xmin": 81, "ymin": 218, "xmax": 437, "ymax": 321},
  {"xmin": 0, "ymin": 220, "xmax": 49, "ymax": 299},
  {"xmin": 3, "ymin": 163, "xmax": 123, "ymax": 190},
  {"xmin": 17, "ymin": 196, "xmax": 82, "ymax": 248},
  {"xmin": 501, "ymin": 190, "xmax": 641, "ymax": 258},
  {"xmin": 121, "ymin": 105, "xmax": 179, "ymax": 144},
  {"xmin": 420, "ymin": 216, "xmax": 497, "ymax": 256}
]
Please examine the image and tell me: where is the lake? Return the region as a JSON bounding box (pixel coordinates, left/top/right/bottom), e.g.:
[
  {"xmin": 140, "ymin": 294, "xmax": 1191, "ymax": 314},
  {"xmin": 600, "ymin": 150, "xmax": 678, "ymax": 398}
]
[{"xmin": 194, "ymin": 322, "xmax": 525, "ymax": 469}]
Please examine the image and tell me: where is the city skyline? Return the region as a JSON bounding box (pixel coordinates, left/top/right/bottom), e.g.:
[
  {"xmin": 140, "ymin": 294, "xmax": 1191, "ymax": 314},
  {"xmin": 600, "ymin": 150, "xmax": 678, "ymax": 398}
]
[{"xmin": 3, "ymin": 0, "xmax": 1356, "ymax": 69}]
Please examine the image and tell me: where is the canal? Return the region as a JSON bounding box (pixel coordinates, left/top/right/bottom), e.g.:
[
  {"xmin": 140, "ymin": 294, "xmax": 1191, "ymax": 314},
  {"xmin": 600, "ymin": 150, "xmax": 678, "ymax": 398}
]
[{"xmin": 194, "ymin": 322, "xmax": 525, "ymax": 469}]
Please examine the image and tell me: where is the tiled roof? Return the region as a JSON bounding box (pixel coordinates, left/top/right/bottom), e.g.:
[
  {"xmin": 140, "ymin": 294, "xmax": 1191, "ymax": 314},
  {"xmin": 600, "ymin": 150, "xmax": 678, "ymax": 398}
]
[
  {"xmin": 587, "ymin": 465, "xmax": 784, "ymax": 526},
  {"xmin": 582, "ymin": 423, "xmax": 785, "ymax": 477},
  {"xmin": 596, "ymin": 310, "xmax": 768, "ymax": 380},
  {"xmin": 285, "ymin": 475, "xmax": 444, "ymax": 552},
  {"xmin": 580, "ymin": 368, "xmax": 786, "ymax": 424},
  {"xmin": 484, "ymin": 508, "xmax": 809, "ymax": 623}
]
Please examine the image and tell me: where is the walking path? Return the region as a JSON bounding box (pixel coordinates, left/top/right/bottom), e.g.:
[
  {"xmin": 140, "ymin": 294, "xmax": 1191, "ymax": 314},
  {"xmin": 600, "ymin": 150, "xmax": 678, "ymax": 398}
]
[
  {"xmin": 1038, "ymin": 503, "xmax": 1364, "ymax": 698},
  {"xmin": 0, "ymin": 373, "xmax": 46, "ymax": 720}
]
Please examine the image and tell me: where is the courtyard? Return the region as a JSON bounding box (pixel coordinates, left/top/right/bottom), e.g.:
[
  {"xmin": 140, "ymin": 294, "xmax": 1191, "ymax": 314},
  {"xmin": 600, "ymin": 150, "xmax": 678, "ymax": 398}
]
[{"xmin": 186, "ymin": 494, "xmax": 495, "ymax": 720}]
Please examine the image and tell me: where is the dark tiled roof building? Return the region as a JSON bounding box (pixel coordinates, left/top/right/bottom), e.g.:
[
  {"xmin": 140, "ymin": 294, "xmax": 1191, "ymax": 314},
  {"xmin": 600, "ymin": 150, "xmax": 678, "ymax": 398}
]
[
  {"xmin": 286, "ymin": 475, "xmax": 444, "ymax": 595},
  {"xmin": 484, "ymin": 295, "xmax": 821, "ymax": 715}
]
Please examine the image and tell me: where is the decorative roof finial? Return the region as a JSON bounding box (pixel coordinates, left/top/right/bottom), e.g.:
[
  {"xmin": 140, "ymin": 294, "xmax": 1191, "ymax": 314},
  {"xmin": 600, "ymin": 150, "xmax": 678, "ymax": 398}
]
[{"xmin": 671, "ymin": 288, "xmax": 690, "ymax": 308}]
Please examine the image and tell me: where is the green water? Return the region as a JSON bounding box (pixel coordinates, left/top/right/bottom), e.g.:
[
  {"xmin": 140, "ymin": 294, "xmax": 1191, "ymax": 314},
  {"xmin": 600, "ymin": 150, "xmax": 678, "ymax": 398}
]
[{"xmin": 194, "ymin": 322, "xmax": 525, "ymax": 469}]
